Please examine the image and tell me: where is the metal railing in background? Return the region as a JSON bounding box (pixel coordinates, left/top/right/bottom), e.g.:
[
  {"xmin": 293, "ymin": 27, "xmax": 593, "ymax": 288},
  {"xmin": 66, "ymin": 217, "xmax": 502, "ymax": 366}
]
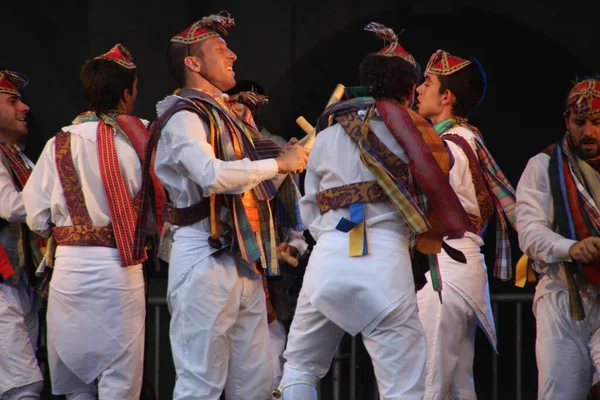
[
  {"xmin": 491, "ymin": 293, "xmax": 535, "ymax": 400},
  {"xmin": 146, "ymin": 292, "xmax": 535, "ymax": 400}
]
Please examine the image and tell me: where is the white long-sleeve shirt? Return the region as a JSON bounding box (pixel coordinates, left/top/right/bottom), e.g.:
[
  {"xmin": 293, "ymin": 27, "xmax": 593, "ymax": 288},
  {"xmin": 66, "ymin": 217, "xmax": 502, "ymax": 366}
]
[
  {"xmin": 0, "ymin": 149, "xmax": 29, "ymax": 223},
  {"xmin": 0, "ymin": 148, "xmax": 33, "ymax": 273},
  {"xmin": 300, "ymin": 114, "xmax": 410, "ymax": 240},
  {"xmin": 442, "ymin": 127, "xmax": 480, "ymax": 214},
  {"xmin": 515, "ymin": 152, "xmax": 600, "ymax": 296},
  {"xmin": 154, "ymin": 94, "xmax": 278, "ymax": 213},
  {"xmin": 23, "ymin": 121, "xmax": 144, "ymax": 237},
  {"xmin": 155, "ymin": 93, "xmax": 305, "ymax": 291}
]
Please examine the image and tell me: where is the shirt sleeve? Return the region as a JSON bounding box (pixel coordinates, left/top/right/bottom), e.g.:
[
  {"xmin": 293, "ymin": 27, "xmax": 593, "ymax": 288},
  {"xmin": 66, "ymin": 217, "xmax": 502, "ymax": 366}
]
[
  {"xmin": 287, "ymin": 229, "xmax": 309, "ymax": 256},
  {"xmin": 23, "ymin": 139, "xmax": 55, "ymax": 237},
  {"xmin": 515, "ymin": 154, "xmax": 576, "ymax": 263},
  {"xmin": 163, "ymin": 110, "xmax": 279, "ymax": 195},
  {"xmin": 0, "ymin": 153, "xmax": 26, "ymax": 223},
  {"xmin": 299, "ymin": 132, "xmax": 327, "ymax": 241}
]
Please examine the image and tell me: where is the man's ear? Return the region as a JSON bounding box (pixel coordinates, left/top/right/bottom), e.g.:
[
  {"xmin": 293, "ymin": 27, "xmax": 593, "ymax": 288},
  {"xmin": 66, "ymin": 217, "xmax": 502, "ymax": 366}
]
[
  {"xmin": 123, "ymin": 87, "xmax": 131, "ymax": 103},
  {"xmin": 184, "ymin": 56, "xmax": 202, "ymax": 73},
  {"xmin": 563, "ymin": 111, "xmax": 570, "ymax": 127},
  {"xmin": 441, "ymin": 89, "xmax": 455, "ymax": 107}
]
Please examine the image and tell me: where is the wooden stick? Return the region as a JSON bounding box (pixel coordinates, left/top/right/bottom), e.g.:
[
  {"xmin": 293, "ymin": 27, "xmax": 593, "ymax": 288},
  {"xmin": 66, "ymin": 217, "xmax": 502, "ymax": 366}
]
[
  {"xmin": 295, "ymin": 84, "xmax": 345, "ymax": 150},
  {"xmin": 326, "ymin": 84, "xmax": 346, "ymax": 108},
  {"xmin": 296, "ymin": 116, "xmax": 314, "ymax": 135}
]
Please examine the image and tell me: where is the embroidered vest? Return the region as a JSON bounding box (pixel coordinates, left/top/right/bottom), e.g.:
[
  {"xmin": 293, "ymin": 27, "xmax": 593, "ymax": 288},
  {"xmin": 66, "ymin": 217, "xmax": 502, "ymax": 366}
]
[
  {"xmin": 53, "ymin": 131, "xmax": 141, "ymax": 247},
  {"xmin": 443, "ymin": 134, "xmax": 495, "ymax": 235}
]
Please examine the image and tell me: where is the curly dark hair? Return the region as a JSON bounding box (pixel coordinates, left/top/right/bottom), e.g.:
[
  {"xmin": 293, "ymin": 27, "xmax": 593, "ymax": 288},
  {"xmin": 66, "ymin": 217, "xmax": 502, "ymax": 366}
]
[
  {"xmin": 80, "ymin": 59, "xmax": 136, "ymax": 114},
  {"xmin": 437, "ymin": 58, "xmax": 486, "ymax": 117},
  {"xmin": 359, "ymin": 53, "xmax": 419, "ymax": 103}
]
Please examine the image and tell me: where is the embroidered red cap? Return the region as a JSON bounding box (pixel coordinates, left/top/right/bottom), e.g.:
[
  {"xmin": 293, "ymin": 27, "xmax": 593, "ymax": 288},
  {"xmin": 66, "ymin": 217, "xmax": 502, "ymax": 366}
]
[
  {"xmin": 94, "ymin": 44, "xmax": 136, "ymax": 70},
  {"xmin": 424, "ymin": 49, "xmax": 472, "ymax": 77},
  {"xmin": 566, "ymin": 78, "xmax": 600, "ymax": 116},
  {"xmin": 171, "ymin": 12, "xmax": 235, "ymax": 45},
  {"xmin": 364, "ymin": 22, "xmax": 416, "ymax": 66},
  {"xmin": 0, "ymin": 70, "xmax": 29, "ymax": 97}
]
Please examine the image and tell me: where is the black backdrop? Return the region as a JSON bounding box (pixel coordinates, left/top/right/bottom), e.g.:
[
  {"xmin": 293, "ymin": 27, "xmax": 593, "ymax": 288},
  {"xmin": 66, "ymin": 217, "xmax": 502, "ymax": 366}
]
[{"xmin": 2, "ymin": 0, "xmax": 598, "ymax": 398}]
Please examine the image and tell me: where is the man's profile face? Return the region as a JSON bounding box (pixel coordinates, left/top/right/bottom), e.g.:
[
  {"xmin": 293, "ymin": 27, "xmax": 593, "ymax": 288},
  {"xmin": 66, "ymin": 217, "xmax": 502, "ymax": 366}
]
[
  {"xmin": 565, "ymin": 111, "xmax": 600, "ymax": 159},
  {"xmin": 194, "ymin": 37, "xmax": 238, "ymax": 92},
  {"xmin": 0, "ymin": 93, "xmax": 29, "ymax": 138},
  {"xmin": 415, "ymin": 74, "xmax": 444, "ymax": 120}
]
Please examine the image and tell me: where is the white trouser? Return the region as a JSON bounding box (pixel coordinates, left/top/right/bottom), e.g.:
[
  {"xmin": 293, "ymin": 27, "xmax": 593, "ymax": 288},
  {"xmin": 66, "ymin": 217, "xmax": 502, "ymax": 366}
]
[
  {"xmin": 269, "ymin": 319, "xmax": 287, "ymax": 391},
  {"xmin": 168, "ymin": 250, "xmax": 272, "ymax": 400},
  {"xmin": 280, "ymin": 287, "xmax": 426, "ymax": 400},
  {"xmin": 50, "ymin": 332, "xmax": 144, "ymax": 400},
  {"xmin": 535, "ymin": 290, "xmax": 600, "ymax": 400},
  {"xmin": 0, "ymin": 275, "xmax": 43, "ymax": 398},
  {"xmin": 47, "ymin": 247, "xmax": 145, "ymax": 399},
  {"xmin": 417, "ymin": 283, "xmax": 477, "ymax": 400},
  {"xmin": 2, "ymin": 382, "xmax": 43, "ymax": 400}
]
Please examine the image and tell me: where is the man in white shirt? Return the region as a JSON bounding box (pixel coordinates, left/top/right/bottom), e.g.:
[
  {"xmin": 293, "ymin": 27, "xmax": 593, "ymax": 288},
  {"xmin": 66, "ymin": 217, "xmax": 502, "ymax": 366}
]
[
  {"xmin": 276, "ymin": 23, "xmax": 471, "ymax": 400},
  {"xmin": 516, "ymin": 77, "xmax": 600, "ymax": 399},
  {"xmin": 414, "ymin": 50, "xmax": 517, "ymax": 400},
  {"xmin": 0, "ymin": 70, "xmax": 44, "ymax": 400},
  {"xmin": 23, "ymin": 44, "xmax": 152, "ymax": 400},
  {"xmin": 141, "ymin": 13, "xmax": 309, "ymax": 400}
]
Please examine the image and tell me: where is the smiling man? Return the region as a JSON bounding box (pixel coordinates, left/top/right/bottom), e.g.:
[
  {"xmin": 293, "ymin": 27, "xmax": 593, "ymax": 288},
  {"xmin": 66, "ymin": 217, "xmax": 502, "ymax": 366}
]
[
  {"xmin": 140, "ymin": 13, "xmax": 309, "ymax": 400},
  {"xmin": 516, "ymin": 77, "xmax": 600, "ymax": 399},
  {"xmin": 0, "ymin": 70, "xmax": 45, "ymax": 400}
]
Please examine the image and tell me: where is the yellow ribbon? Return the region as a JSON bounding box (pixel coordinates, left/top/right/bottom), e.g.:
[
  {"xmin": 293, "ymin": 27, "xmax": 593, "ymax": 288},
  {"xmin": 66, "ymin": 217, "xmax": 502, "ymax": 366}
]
[
  {"xmin": 515, "ymin": 254, "xmax": 536, "ymax": 287},
  {"xmin": 349, "ymin": 219, "xmax": 369, "ymax": 257}
]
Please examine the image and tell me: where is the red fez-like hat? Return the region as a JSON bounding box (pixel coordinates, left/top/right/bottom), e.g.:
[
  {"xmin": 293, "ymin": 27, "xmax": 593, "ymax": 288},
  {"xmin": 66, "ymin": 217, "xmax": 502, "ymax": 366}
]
[
  {"xmin": 424, "ymin": 49, "xmax": 471, "ymax": 77},
  {"xmin": 171, "ymin": 12, "xmax": 235, "ymax": 45},
  {"xmin": 0, "ymin": 70, "xmax": 29, "ymax": 97},
  {"xmin": 364, "ymin": 22, "xmax": 416, "ymax": 67},
  {"xmin": 566, "ymin": 78, "xmax": 600, "ymax": 117},
  {"xmin": 94, "ymin": 44, "xmax": 136, "ymax": 69}
]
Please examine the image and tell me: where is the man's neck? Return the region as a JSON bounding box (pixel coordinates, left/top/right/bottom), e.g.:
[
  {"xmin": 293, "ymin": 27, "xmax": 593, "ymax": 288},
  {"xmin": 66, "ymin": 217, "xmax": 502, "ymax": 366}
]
[
  {"xmin": 0, "ymin": 133, "xmax": 19, "ymax": 147},
  {"xmin": 184, "ymin": 77, "xmax": 222, "ymax": 94}
]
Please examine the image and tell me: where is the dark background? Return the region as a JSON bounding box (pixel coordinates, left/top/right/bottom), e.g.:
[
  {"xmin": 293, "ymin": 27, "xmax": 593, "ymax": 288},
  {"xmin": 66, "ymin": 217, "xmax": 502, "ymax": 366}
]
[{"xmin": 2, "ymin": 0, "xmax": 597, "ymax": 398}]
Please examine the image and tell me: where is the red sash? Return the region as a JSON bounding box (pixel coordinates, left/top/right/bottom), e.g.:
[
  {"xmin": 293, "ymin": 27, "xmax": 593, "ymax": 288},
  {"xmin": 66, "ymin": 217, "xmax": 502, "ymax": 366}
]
[
  {"xmin": 98, "ymin": 120, "xmax": 147, "ymax": 266},
  {"xmin": 116, "ymin": 115, "xmax": 166, "ymax": 233}
]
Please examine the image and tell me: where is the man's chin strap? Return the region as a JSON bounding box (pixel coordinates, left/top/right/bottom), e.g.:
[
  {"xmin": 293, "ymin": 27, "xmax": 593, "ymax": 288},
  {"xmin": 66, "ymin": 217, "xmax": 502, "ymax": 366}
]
[{"xmin": 272, "ymin": 381, "xmax": 317, "ymax": 399}]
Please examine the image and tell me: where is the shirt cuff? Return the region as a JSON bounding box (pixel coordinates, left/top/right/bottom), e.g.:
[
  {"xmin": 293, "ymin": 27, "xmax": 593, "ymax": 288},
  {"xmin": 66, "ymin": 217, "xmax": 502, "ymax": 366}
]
[
  {"xmin": 553, "ymin": 238, "xmax": 578, "ymax": 261},
  {"xmin": 288, "ymin": 237, "xmax": 308, "ymax": 256},
  {"xmin": 255, "ymin": 159, "xmax": 279, "ymax": 181}
]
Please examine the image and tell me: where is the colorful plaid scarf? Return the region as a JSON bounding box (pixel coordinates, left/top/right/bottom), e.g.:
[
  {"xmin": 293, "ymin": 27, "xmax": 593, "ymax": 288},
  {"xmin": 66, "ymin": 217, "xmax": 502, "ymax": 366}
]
[
  {"xmin": 434, "ymin": 118, "xmax": 517, "ymax": 281},
  {"xmin": 227, "ymin": 99, "xmax": 303, "ymax": 233},
  {"xmin": 135, "ymin": 90, "xmax": 300, "ymax": 276},
  {"xmin": 73, "ymin": 112, "xmax": 128, "ymax": 136},
  {"xmin": 548, "ymin": 135, "xmax": 600, "ymax": 320}
]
